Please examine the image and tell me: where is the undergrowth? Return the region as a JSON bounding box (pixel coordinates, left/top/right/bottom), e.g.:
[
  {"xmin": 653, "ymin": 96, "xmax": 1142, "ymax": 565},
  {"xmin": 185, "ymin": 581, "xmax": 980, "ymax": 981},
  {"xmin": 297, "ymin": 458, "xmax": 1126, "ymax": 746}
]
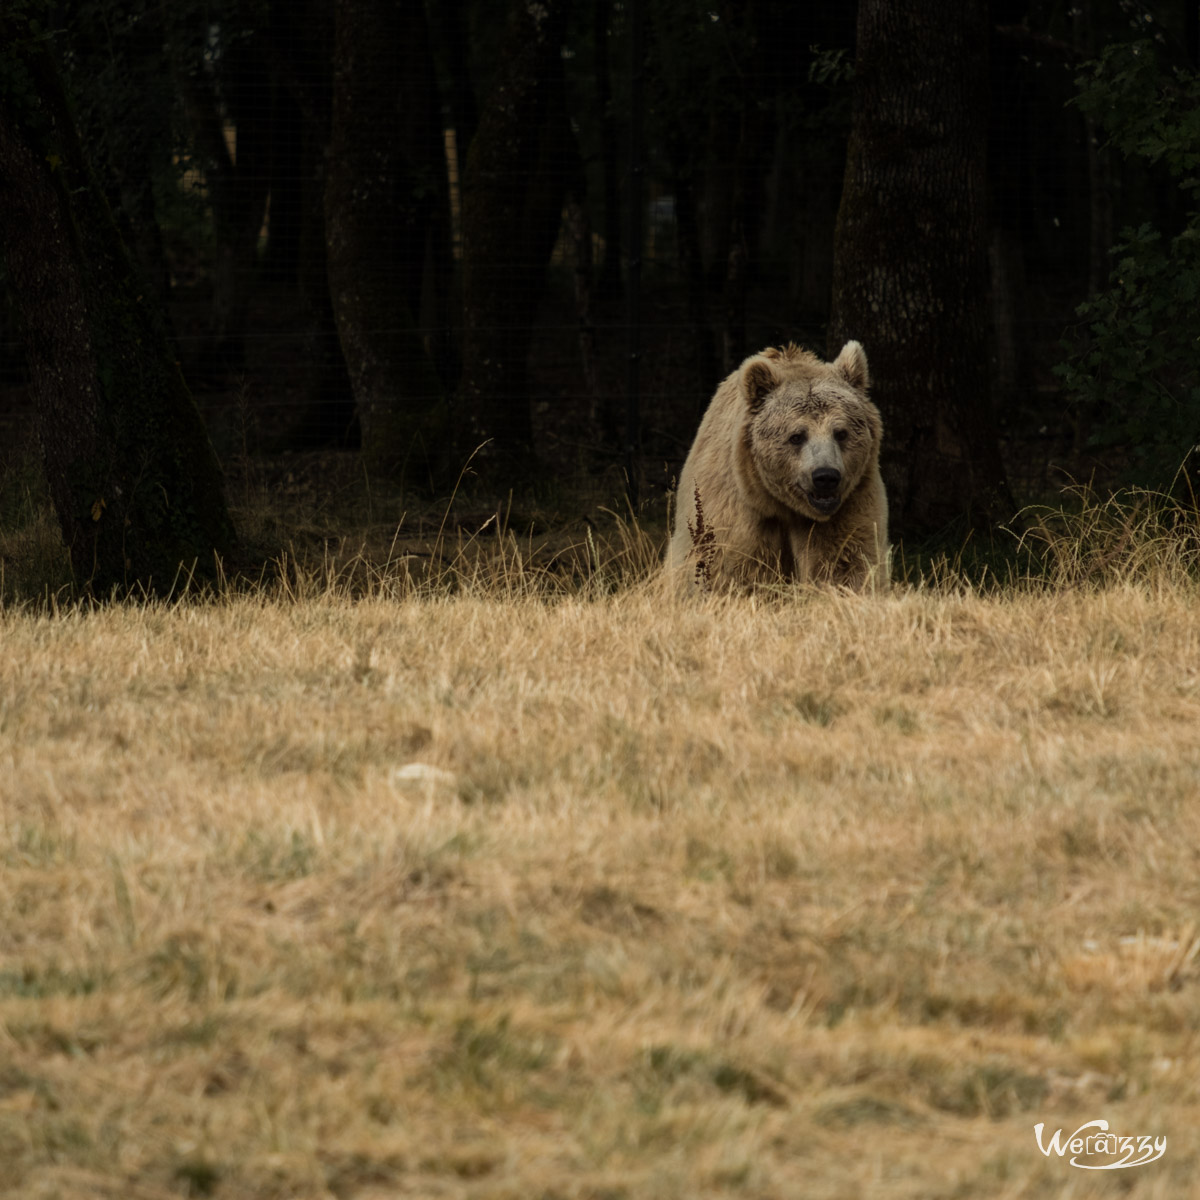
[{"xmin": 4, "ymin": 460, "xmax": 1200, "ymax": 606}]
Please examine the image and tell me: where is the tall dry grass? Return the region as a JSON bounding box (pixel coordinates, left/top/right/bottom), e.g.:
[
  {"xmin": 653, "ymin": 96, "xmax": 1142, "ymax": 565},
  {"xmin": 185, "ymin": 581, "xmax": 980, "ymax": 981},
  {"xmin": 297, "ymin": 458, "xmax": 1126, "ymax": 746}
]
[{"xmin": 2, "ymin": 493, "xmax": 1200, "ymax": 1198}]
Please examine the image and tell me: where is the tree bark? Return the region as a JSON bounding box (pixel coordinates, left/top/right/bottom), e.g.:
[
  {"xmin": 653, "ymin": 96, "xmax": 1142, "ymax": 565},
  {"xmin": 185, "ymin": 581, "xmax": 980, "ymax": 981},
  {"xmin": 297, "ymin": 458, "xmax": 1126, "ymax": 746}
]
[
  {"xmin": 565, "ymin": 191, "xmax": 599, "ymax": 425},
  {"xmin": 715, "ymin": 0, "xmax": 774, "ymax": 374},
  {"xmin": 673, "ymin": 168, "xmax": 716, "ymax": 412},
  {"xmin": 63, "ymin": 3, "xmax": 175, "ymax": 317},
  {"xmin": 457, "ymin": 0, "xmax": 570, "ymax": 470},
  {"xmin": 829, "ymin": 0, "xmax": 1012, "ymax": 537},
  {"xmin": 427, "ymin": 0, "xmax": 479, "ymax": 162},
  {"xmin": 325, "ymin": 0, "xmax": 448, "ymax": 480},
  {"xmin": 0, "ymin": 17, "xmax": 234, "ymax": 594},
  {"xmin": 594, "ymin": 0, "xmax": 623, "ymax": 302},
  {"xmin": 1071, "ymin": 5, "xmax": 1112, "ymax": 298},
  {"xmin": 265, "ymin": 0, "xmax": 357, "ymax": 448},
  {"xmin": 262, "ymin": 82, "xmax": 305, "ymax": 286},
  {"xmin": 988, "ymin": 17, "xmax": 1035, "ymax": 414},
  {"xmin": 175, "ymin": 28, "xmax": 271, "ymax": 374}
]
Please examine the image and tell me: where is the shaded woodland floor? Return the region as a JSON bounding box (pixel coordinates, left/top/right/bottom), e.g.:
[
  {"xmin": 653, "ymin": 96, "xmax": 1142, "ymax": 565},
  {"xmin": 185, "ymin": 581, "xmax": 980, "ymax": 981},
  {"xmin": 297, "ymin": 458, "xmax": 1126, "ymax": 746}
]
[{"xmin": 0, "ymin": 271, "xmax": 1091, "ymax": 600}]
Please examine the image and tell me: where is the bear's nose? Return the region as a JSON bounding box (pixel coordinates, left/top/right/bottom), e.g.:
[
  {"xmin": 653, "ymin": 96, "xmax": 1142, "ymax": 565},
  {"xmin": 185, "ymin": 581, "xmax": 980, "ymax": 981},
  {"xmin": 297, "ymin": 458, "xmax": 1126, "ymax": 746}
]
[{"xmin": 811, "ymin": 467, "xmax": 841, "ymax": 496}]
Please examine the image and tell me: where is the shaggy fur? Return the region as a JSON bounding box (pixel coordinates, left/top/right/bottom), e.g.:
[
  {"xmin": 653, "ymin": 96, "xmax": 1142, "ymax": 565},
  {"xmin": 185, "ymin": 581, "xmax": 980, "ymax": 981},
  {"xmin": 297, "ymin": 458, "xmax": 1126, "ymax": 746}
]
[{"xmin": 667, "ymin": 341, "xmax": 889, "ymax": 590}]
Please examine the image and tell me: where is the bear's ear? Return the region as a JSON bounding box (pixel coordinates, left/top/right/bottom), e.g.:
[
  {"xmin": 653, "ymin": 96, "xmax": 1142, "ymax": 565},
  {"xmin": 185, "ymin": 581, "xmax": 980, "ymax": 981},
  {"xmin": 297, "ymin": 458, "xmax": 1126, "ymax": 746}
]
[
  {"xmin": 741, "ymin": 359, "xmax": 778, "ymax": 411},
  {"xmin": 832, "ymin": 340, "xmax": 870, "ymax": 392}
]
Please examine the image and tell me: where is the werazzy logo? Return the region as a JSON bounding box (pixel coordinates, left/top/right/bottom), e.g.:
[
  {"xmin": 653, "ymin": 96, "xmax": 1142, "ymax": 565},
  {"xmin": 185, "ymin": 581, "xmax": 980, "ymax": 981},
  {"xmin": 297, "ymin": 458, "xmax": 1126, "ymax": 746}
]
[{"xmin": 1034, "ymin": 1120, "xmax": 1166, "ymax": 1170}]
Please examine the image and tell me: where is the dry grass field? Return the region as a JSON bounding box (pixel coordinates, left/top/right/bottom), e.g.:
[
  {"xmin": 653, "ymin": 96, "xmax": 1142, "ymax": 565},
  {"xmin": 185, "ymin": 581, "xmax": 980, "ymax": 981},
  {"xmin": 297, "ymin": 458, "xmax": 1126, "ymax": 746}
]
[{"xmin": 2, "ymin": 498, "xmax": 1200, "ymax": 1199}]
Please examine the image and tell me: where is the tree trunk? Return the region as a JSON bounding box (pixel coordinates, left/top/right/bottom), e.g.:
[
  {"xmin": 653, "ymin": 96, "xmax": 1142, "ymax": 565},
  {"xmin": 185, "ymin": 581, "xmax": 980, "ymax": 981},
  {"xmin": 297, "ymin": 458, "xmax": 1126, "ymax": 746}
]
[
  {"xmin": 427, "ymin": 0, "xmax": 479, "ymax": 163},
  {"xmin": 594, "ymin": 0, "xmax": 623, "ymax": 302},
  {"xmin": 565, "ymin": 191, "xmax": 599, "ymax": 426},
  {"xmin": 0, "ymin": 18, "xmax": 234, "ymax": 594},
  {"xmin": 794, "ymin": 154, "xmax": 839, "ymax": 320},
  {"xmin": 701, "ymin": 102, "xmax": 739, "ymax": 287},
  {"xmin": 326, "ymin": 0, "xmax": 449, "ymax": 481},
  {"xmin": 63, "ymin": 4, "xmax": 175, "ymax": 317},
  {"xmin": 1071, "ymin": 5, "xmax": 1112, "ymax": 298},
  {"xmin": 988, "ymin": 16, "xmax": 1035, "ymax": 414},
  {"xmin": 829, "ymin": 0, "xmax": 1012, "ymax": 537},
  {"xmin": 673, "ymin": 169, "xmax": 716, "ymax": 418},
  {"xmin": 262, "ymin": 83, "xmax": 305, "ymax": 286},
  {"xmin": 723, "ymin": 218, "xmax": 748, "ymax": 374},
  {"xmin": 989, "ymin": 227, "xmax": 1031, "ymax": 410},
  {"xmin": 717, "ymin": 0, "xmax": 774, "ymax": 374},
  {"xmin": 265, "ymin": 0, "xmax": 357, "ymax": 448},
  {"xmin": 651, "ymin": 0, "xmax": 715, "ymax": 413},
  {"xmin": 298, "ymin": 97, "xmax": 358, "ymax": 448},
  {"xmin": 176, "ymin": 30, "xmax": 271, "ymax": 374},
  {"xmin": 457, "ymin": 0, "xmax": 570, "ymax": 469}
]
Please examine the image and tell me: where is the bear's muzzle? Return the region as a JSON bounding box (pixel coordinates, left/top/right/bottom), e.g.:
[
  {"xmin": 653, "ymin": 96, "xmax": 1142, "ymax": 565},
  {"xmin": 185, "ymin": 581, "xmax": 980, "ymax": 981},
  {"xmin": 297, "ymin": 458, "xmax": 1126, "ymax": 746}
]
[{"xmin": 808, "ymin": 466, "xmax": 842, "ymax": 514}]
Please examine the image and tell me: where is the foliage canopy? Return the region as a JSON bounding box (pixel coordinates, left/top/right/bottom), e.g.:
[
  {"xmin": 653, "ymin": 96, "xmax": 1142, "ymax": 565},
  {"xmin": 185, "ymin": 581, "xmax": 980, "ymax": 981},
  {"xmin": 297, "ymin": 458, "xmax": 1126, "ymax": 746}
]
[{"xmin": 1057, "ymin": 38, "xmax": 1200, "ymax": 482}]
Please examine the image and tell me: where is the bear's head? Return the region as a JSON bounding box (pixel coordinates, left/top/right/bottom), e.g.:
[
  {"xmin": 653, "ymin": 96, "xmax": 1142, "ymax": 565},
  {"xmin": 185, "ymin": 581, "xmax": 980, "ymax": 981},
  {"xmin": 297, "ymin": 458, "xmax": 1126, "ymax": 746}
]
[{"xmin": 741, "ymin": 341, "xmax": 882, "ymax": 522}]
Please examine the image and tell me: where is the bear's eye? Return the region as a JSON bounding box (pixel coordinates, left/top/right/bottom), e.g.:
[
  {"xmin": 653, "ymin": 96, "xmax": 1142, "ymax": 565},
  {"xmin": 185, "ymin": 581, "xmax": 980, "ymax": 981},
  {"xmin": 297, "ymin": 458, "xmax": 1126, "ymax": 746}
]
[
  {"xmin": 788, "ymin": 431, "xmax": 807, "ymax": 447},
  {"xmin": 834, "ymin": 428, "xmax": 849, "ymax": 443}
]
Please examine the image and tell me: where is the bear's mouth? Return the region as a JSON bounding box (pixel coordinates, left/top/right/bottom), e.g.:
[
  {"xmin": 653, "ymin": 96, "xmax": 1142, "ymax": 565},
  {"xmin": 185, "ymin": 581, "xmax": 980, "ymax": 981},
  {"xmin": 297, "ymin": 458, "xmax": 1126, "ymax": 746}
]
[{"xmin": 806, "ymin": 492, "xmax": 841, "ymax": 516}]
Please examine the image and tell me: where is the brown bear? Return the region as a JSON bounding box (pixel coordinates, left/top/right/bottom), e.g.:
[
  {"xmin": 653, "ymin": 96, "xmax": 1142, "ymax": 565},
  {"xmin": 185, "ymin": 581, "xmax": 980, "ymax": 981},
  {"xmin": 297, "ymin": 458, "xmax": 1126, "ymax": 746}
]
[{"xmin": 666, "ymin": 341, "xmax": 888, "ymax": 590}]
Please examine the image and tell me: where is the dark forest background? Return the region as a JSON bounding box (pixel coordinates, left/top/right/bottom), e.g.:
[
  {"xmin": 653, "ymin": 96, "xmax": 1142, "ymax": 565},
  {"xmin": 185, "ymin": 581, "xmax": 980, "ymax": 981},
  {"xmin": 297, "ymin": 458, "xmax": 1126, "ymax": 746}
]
[{"xmin": 2, "ymin": 0, "xmax": 1199, "ymax": 592}]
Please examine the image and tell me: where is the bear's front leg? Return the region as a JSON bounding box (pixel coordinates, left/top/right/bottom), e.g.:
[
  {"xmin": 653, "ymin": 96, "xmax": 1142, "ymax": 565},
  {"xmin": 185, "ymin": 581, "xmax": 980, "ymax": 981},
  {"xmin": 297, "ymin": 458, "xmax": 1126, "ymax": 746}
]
[
  {"xmin": 832, "ymin": 524, "xmax": 889, "ymax": 592},
  {"xmin": 788, "ymin": 522, "xmax": 888, "ymax": 592}
]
